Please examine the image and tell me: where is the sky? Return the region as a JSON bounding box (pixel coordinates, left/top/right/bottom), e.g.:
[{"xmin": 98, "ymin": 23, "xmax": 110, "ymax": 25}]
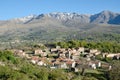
[{"xmin": 0, "ymin": 0, "xmax": 120, "ymax": 20}]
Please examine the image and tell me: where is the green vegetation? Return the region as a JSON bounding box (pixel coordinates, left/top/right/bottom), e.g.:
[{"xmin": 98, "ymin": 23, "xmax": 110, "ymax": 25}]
[
  {"xmin": 54, "ymin": 40, "xmax": 120, "ymax": 53},
  {"xmin": 0, "ymin": 50, "xmax": 19, "ymax": 64},
  {"xmin": 0, "ymin": 23, "xmax": 120, "ymax": 49},
  {"xmin": 107, "ymin": 61, "xmax": 120, "ymax": 80}
]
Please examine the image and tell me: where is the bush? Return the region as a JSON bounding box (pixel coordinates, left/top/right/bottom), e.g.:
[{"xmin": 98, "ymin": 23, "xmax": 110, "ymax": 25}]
[
  {"xmin": 49, "ymin": 69, "xmax": 68, "ymax": 80},
  {"xmin": 0, "ymin": 50, "xmax": 20, "ymax": 64},
  {"xmin": 108, "ymin": 61, "xmax": 120, "ymax": 80},
  {"xmin": 82, "ymin": 76, "xmax": 98, "ymax": 80}
]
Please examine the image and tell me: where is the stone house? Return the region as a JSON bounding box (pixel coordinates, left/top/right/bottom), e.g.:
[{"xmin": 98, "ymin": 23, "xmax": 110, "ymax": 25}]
[
  {"xmin": 72, "ymin": 55, "xmax": 80, "ymax": 60},
  {"xmin": 90, "ymin": 49, "xmax": 98, "ymax": 54},
  {"xmin": 34, "ymin": 49, "xmax": 48, "ymax": 57},
  {"xmin": 76, "ymin": 47, "xmax": 85, "ymax": 53},
  {"xmin": 58, "ymin": 48, "xmax": 66, "ymax": 52},
  {"xmin": 68, "ymin": 48, "xmax": 77, "ymax": 55},
  {"xmin": 97, "ymin": 62, "xmax": 101, "ymax": 67},
  {"xmin": 102, "ymin": 53, "xmax": 108, "ymax": 58},
  {"xmin": 89, "ymin": 62, "xmax": 96, "ymax": 69},
  {"xmin": 50, "ymin": 48, "xmax": 58, "ymax": 53},
  {"xmin": 113, "ymin": 55, "xmax": 120, "ymax": 60},
  {"xmin": 66, "ymin": 60, "xmax": 77, "ymax": 68},
  {"xmin": 72, "ymin": 61, "xmax": 76, "ymax": 68},
  {"xmin": 91, "ymin": 63, "xmax": 96, "ymax": 69},
  {"xmin": 60, "ymin": 62, "xmax": 68, "ymax": 69},
  {"xmin": 34, "ymin": 49, "xmax": 43, "ymax": 55},
  {"xmin": 14, "ymin": 50, "xmax": 26, "ymax": 58},
  {"xmin": 52, "ymin": 61, "xmax": 61, "ymax": 68},
  {"xmin": 37, "ymin": 60, "xmax": 46, "ymax": 66},
  {"xmin": 93, "ymin": 51, "xmax": 101, "ymax": 55},
  {"xmin": 58, "ymin": 53, "xmax": 66, "ymax": 58},
  {"xmin": 106, "ymin": 53, "xmax": 118, "ymax": 58},
  {"xmin": 31, "ymin": 56, "xmax": 39, "ymax": 64}
]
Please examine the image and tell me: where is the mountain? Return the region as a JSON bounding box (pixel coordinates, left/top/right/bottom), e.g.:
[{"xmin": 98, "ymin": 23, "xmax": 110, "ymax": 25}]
[
  {"xmin": 0, "ymin": 10, "xmax": 120, "ymax": 48},
  {"xmin": 4, "ymin": 10, "xmax": 119, "ymax": 24},
  {"xmin": 9, "ymin": 14, "xmax": 37, "ymax": 23},
  {"xmin": 108, "ymin": 15, "xmax": 120, "ymax": 24},
  {"xmin": 90, "ymin": 10, "xmax": 120, "ymax": 24}
]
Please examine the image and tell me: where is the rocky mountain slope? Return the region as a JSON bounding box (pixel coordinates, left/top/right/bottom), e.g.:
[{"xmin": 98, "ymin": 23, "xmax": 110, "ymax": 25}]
[
  {"xmin": 7, "ymin": 10, "xmax": 119, "ymax": 24},
  {"xmin": 0, "ymin": 10, "xmax": 120, "ymax": 45}
]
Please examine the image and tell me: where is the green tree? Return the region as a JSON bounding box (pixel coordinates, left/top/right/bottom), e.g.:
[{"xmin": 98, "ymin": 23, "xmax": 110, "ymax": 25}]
[
  {"xmin": 108, "ymin": 61, "xmax": 120, "ymax": 80},
  {"xmin": 49, "ymin": 69, "xmax": 68, "ymax": 80}
]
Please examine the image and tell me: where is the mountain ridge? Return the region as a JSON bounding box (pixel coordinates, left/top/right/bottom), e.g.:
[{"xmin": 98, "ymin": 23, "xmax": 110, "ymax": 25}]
[
  {"xmin": 0, "ymin": 10, "xmax": 120, "ymax": 47},
  {"xmin": 5, "ymin": 10, "xmax": 120, "ymax": 25}
]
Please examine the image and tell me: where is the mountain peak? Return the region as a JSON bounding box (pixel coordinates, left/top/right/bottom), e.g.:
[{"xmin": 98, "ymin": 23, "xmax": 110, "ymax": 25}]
[
  {"xmin": 99, "ymin": 10, "xmax": 118, "ymax": 16},
  {"xmin": 8, "ymin": 11, "xmax": 120, "ymax": 24},
  {"xmin": 90, "ymin": 10, "xmax": 120, "ymax": 23},
  {"xmin": 101, "ymin": 10, "xmax": 113, "ymax": 13},
  {"xmin": 10, "ymin": 14, "xmax": 36, "ymax": 23}
]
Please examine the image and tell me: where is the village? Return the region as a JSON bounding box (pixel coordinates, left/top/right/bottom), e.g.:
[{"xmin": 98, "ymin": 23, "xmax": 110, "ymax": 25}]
[{"xmin": 10, "ymin": 45, "xmax": 120, "ymax": 72}]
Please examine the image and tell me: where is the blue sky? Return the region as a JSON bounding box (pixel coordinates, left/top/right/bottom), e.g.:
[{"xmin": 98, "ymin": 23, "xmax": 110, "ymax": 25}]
[{"xmin": 0, "ymin": 0, "xmax": 120, "ymax": 20}]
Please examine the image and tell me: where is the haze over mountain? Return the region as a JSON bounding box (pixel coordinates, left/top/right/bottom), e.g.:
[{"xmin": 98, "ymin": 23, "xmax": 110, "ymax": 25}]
[{"xmin": 0, "ymin": 10, "xmax": 120, "ymax": 46}]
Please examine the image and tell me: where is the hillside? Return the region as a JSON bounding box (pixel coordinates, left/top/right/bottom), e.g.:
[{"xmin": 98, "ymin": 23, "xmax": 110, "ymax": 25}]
[{"xmin": 0, "ymin": 11, "xmax": 120, "ymax": 48}]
